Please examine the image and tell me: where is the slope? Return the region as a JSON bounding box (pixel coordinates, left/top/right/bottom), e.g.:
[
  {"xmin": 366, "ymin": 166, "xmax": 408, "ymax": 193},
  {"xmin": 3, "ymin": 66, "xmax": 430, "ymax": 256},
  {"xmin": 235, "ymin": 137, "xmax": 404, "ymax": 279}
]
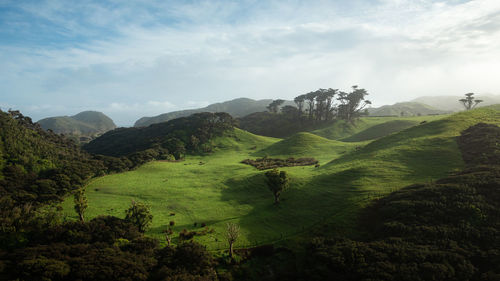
[
  {"xmin": 255, "ymin": 132, "xmax": 357, "ymax": 162},
  {"xmin": 310, "ymin": 115, "xmax": 444, "ymax": 140},
  {"xmin": 61, "ymin": 105, "xmax": 500, "ymax": 251},
  {"xmin": 37, "ymin": 111, "xmax": 116, "ymax": 136},
  {"xmin": 367, "ymin": 101, "xmax": 450, "ymax": 116}
]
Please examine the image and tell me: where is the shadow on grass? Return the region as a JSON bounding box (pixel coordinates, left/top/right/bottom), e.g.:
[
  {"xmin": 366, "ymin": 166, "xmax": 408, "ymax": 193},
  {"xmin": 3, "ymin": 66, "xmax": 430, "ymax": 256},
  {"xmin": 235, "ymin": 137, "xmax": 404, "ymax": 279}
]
[{"xmin": 218, "ymin": 167, "xmax": 371, "ymax": 247}]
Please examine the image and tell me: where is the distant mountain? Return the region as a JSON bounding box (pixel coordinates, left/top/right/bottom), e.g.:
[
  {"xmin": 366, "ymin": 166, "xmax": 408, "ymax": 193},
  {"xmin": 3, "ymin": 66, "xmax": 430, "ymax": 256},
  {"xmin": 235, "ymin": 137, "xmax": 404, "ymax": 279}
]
[
  {"xmin": 134, "ymin": 97, "xmax": 294, "ymax": 127},
  {"xmin": 37, "ymin": 111, "xmax": 116, "ymax": 138},
  {"xmin": 412, "ymin": 94, "xmax": 500, "ymax": 112},
  {"xmin": 367, "ymin": 102, "xmax": 450, "ymax": 116}
]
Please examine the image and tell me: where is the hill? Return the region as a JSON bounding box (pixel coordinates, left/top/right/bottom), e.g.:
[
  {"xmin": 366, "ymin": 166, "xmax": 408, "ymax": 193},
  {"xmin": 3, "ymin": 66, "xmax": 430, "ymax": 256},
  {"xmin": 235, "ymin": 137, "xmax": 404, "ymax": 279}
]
[
  {"xmin": 412, "ymin": 94, "xmax": 500, "ymax": 111},
  {"xmin": 237, "ymin": 111, "xmax": 330, "ymax": 138},
  {"xmin": 310, "ymin": 115, "xmax": 444, "ymax": 141},
  {"xmin": 367, "ymin": 101, "xmax": 449, "ymax": 116},
  {"xmin": 0, "ymin": 110, "xmax": 105, "ymax": 204},
  {"xmin": 61, "ymin": 106, "xmax": 500, "ymax": 252},
  {"xmin": 37, "ymin": 111, "xmax": 116, "ymax": 140},
  {"xmin": 84, "ymin": 112, "xmax": 236, "ymax": 159},
  {"xmin": 134, "ymin": 98, "xmax": 294, "ymax": 127}
]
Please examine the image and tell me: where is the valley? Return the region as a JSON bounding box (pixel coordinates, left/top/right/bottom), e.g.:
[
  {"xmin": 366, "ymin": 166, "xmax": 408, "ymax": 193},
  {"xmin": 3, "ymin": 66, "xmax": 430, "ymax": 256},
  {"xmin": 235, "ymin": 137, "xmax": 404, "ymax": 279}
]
[{"xmin": 61, "ymin": 107, "xmax": 500, "ymax": 251}]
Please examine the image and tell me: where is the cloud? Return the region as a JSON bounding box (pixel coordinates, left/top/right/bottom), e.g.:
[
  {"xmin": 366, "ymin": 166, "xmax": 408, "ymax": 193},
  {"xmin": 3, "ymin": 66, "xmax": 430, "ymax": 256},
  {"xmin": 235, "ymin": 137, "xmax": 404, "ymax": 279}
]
[{"xmin": 1, "ymin": 0, "xmax": 500, "ymax": 124}]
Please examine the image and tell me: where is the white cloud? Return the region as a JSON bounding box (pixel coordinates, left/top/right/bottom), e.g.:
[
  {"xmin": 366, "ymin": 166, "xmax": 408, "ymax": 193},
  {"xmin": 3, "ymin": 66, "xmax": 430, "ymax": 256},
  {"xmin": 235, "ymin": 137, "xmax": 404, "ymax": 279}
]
[{"xmin": 2, "ymin": 0, "xmax": 500, "ymax": 124}]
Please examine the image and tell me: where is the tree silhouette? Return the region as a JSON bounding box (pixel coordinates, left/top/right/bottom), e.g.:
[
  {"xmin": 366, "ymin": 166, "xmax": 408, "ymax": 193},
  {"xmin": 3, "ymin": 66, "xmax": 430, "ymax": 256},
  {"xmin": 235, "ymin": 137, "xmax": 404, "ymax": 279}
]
[
  {"xmin": 225, "ymin": 222, "xmax": 240, "ymax": 259},
  {"xmin": 459, "ymin": 93, "xmax": 483, "ymax": 110}
]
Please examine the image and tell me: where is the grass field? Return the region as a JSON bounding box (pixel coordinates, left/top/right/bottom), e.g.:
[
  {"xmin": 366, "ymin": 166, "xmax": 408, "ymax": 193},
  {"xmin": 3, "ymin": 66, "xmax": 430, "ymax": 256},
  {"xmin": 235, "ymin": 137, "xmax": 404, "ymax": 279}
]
[{"xmin": 61, "ymin": 107, "xmax": 500, "ymax": 250}]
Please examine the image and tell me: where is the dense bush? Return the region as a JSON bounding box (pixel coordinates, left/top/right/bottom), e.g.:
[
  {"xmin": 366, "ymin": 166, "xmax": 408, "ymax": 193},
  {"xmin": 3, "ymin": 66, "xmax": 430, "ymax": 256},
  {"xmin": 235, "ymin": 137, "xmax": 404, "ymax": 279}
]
[{"xmin": 241, "ymin": 157, "xmax": 318, "ymax": 170}]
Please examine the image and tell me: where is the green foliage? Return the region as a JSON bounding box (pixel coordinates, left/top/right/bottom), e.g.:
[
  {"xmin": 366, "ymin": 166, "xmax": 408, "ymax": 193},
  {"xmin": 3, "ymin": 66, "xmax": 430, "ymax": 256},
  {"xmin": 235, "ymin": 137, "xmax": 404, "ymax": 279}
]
[
  {"xmin": 241, "ymin": 157, "xmax": 318, "ymax": 170},
  {"xmin": 74, "ymin": 189, "xmax": 88, "ymax": 222},
  {"xmin": 265, "ymin": 169, "xmax": 290, "ymax": 204},
  {"xmin": 0, "ymin": 109, "xmax": 107, "ymax": 205},
  {"xmin": 125, "ymin": 200, "xmax": 153, "ymax": 233},
  {"xmin": 85, "ymin": 112, "xmax": 236, "ymax": 159}
]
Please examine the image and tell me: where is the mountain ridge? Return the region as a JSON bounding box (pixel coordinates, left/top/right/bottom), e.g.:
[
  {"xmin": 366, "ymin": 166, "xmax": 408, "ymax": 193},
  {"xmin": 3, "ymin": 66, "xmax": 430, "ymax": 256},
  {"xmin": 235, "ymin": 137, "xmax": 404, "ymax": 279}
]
[{"xmin": 134, "ymin": 97, "xmax": 294, "ymax": 127}]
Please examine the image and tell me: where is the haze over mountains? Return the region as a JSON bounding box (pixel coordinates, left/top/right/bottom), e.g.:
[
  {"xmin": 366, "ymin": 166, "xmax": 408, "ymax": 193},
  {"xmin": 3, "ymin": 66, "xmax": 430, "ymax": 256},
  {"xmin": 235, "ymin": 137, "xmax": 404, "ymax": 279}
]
[{"xmin": 134, "ymin": 98, "xmax": 295, "ymax": 127}]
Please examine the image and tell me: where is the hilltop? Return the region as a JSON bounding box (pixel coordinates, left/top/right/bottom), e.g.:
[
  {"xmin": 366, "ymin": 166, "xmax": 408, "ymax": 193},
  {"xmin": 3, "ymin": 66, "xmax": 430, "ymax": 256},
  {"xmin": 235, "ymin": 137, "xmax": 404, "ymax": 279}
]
[
  {"xmin": 37, "ymin": 111, "xmax": 116, "ymax": 141},
  {"xmin": 367, "ymin": 101, "xmax": 450, "ymax": 116},
  {"xmin": 134, "ymin": 97, "xmax": 294, "ymax": 127}
]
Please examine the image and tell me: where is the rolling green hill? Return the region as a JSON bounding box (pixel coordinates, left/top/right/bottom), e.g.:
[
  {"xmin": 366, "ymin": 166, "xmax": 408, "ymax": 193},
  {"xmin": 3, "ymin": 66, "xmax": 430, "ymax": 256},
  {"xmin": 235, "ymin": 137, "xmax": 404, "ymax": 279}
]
[
  {"xmin": 134, "ymin": 98, "xmax": 294, "ymax": 127},
  {"xmin": 37, "ymin": 111, "xmax": 116, "ymax": 139},
  {"xmin": 367, "ymin": 101, "xmax": 450, "ymax": 116},
  {"xmin": 310, "ymin": 115, "xmax": 444, "ymax": 140},
  {"xmin": 61, "ymin": 105, "xmax": 500, "ymax": 251}
]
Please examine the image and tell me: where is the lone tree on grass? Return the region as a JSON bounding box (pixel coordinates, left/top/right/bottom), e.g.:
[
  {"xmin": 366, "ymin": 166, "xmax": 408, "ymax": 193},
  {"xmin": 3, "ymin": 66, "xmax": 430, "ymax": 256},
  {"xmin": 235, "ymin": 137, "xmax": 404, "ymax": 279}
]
[
  {"xmin": 125, "ymin": 200, "xmax": 153, "ymax": 233},
  {"xmin": 74, "ymin": 189, "xmax": 88, "ymax": 223},
  {"xmin": 265, "ymin": 169, "xmax": 290, "ymax": 204},
  {"xmin": 459, "ymin": 93, "xmax": 483, "ymax": 110},
  {"xmin": 225, "ymin": 222, "xmax": 240, "ymax": 259}
]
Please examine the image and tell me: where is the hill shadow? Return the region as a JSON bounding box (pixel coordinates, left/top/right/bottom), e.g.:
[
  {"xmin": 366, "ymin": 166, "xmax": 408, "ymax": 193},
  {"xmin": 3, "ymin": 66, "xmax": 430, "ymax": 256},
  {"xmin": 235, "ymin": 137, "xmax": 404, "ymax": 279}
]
[{"xmin": 219, "ymin": 167, "xmax": 373, "ymax": 247}]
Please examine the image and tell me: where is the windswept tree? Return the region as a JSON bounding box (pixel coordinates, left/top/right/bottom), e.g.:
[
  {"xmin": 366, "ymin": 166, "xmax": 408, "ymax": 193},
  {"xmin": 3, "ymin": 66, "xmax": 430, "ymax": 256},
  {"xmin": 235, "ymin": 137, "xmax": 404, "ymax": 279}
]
[
  {"xmin": 265, "ymin": 169, "xmax": 290, "ymax": 204},
  {"xmin": 305, "ymin": 91, "xmax": 317, "ymax": 120},
  {"xmin": 225, "ymin": 222, "xmax": 240, "ymax": 259},
  {"xmin": 125, "ymin": 200, "xmax": 153, "ymax": 232},
  {"xmin": 74, "ymin": 189, "xmax": 88, "ymax": 223},
  {"xmin": 459, "ymin": 93, "xmax": 483, "ymax": 110},
  {"xmin": 267, "ymin": 99, "xmax": 286, "ymax": 114},
  {"xmin": 294, "ymin": 94, "xmax": 307, "ymax": 115},
  {"xmin": 337, "ymin": 85, "xmax": 371, "ymax": 122},
  {"xmin": 324, "ymin": 88, "xmax": 338, "ymax": 120}
]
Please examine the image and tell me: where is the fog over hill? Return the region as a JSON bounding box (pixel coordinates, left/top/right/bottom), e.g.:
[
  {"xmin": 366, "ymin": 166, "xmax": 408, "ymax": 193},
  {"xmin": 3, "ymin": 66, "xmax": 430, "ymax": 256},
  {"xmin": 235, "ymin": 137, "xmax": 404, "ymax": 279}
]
[
  {"xmin": 134, "ymin": 98, "xmax": 294, "ymax": 127},
  {"xmin": 412, "ymin": 94, "xmax": 500, "ymax": 112},
  {"xmin": 367, "ymin": 102, "xmax": 451, "ymax": 117}
]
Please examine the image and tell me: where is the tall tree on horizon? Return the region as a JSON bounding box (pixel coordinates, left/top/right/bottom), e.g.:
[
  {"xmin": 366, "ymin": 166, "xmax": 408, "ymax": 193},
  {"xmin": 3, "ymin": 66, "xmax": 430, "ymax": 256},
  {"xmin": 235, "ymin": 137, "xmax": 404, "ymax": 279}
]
[
  {"xmin": 337, "ymin": 85, "xmax": 371, "ymax": 122},
  {"xmin": 459, "ymin": 93, "xmax": 483, "ymax": 110}
]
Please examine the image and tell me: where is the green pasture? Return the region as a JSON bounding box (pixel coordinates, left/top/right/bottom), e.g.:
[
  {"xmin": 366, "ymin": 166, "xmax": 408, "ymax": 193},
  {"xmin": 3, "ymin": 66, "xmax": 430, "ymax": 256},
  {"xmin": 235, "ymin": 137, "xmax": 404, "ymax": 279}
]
[{"xmin": 62, "ymin": 107, "xmax": 500, "ymax": 250}]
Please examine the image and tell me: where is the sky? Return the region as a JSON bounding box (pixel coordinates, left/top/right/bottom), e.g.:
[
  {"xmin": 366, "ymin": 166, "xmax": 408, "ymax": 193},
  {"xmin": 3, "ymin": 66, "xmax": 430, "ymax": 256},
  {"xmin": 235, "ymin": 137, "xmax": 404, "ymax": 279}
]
[{"xmin": 1, "ymin": 0, "xmax": 500, "ymax": 126}]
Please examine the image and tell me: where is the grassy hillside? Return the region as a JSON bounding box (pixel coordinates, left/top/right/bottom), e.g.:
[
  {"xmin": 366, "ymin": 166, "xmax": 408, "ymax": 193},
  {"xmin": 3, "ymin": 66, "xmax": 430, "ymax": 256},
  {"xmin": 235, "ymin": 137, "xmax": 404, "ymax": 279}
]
[
  {"xmin": 61, "ymin": 106, "xmax": 500, "ymax": 251},
  {"xmin": 310, "ymin": 115, "xmax": 444, "ymax": 140},
  {"xmin": 367, "ymin": 101, "xmax": 449, "ymax": 116}
]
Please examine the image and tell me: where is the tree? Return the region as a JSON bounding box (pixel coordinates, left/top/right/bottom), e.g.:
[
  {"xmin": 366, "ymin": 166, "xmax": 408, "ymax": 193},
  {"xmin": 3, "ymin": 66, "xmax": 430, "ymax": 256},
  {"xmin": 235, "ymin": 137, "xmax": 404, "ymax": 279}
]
[
  {"xmin": 294, "ymin": 94, "xmax": 307, "ymax": 115},
  {"xmin": 74, "ymin": 189, "xmax": 88, "ymax": 223},
  {"xmin": 225, "ymin": 222, "xmax": 240, "ymax": 259},
  {"xmin": 305, "ymin": 91, "xmax": 317, "ymax": 120},
  {"xmin": 267, "ymin": 99, "xmax": 286, "ymax": 113},
  {"xmin": 125, "ymin": 200, "xmax": 153, "ymax": 232},
  {"xmin": 459, "ymin": 93, "xmax": 483, "ymax": 110},
  {"xmin": 265, "ymin": 169, "xmax": 290, "ymax": 204},
  {"xmin": 281, "ymin": 105, "xmax": 299, "ymax": 119},
  {"xmin": 337, "ymin": 85, "xmax": 371, "ymax": 122}
]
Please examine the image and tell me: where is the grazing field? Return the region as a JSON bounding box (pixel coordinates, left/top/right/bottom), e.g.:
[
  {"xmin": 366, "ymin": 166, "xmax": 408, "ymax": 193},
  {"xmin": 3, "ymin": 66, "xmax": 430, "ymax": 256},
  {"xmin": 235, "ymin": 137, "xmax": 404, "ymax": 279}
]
[{"xmin": 61, "ymin": 108, "xmax": 500, "ymax": 250}]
